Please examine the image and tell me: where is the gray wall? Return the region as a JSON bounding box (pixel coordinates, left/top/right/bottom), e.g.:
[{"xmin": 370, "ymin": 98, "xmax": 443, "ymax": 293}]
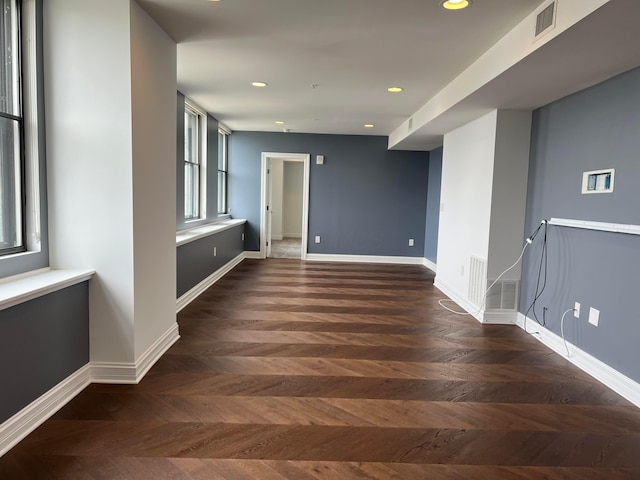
[
  {"xmin": 424, "ymin": 147, "xmax": 442, "ymax": 264},
  {"xmin": 177, "ymin": 224, "xmax": 244, "ymax": 297},
  {"xmin": 521, "ymin": 66, "xmax": 640, "ymax": 382},
  {"xmin": 176, "ymin": 92, "xmax": 221, "ymax": 231},
  {"xmin": 0, "ymin": 283, "xmax": 89, "ymax": 422},
  {"xmin": 229, "ymin": 132, "xmax": 429, "ymax": 256}
]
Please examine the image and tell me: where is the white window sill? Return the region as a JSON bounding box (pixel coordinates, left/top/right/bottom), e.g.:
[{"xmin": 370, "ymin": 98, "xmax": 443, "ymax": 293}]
[
  {"xmin": 176, "ymin": 218, "xmax": 246, "ymax": 247},
  {"xmin": 0, "ymin": 268, "xmax": 95, "ymax": 312}
]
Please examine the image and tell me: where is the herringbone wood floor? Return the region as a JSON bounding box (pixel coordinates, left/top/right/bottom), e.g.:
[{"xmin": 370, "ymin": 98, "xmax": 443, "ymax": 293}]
[{"xmin": 2, "ymin": 258, "xmax": 640, "ymax": 479}]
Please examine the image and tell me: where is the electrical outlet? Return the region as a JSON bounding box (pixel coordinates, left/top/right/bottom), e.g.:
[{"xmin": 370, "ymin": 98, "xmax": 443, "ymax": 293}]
[
  {"xmin": 315, "ymin": 235, "xmax": 321, "ymax": 244},
  {"xmin": 574, "ymin": 302, "xmax": 580, "ymax": 318},
  {"xmin": 588, "ymin": 307, "xmax": 600, "ymax": 327},
  {"xmin": 213, "ymin": 247, "xmax": 217, "ymax": 257},
  {"xmin": 408, "ymin": 238, "xmax": 414, "ymax": 246}
]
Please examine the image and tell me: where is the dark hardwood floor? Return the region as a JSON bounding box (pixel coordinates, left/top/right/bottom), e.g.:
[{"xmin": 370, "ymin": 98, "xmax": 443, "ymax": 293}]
[{"xmin": 2, "ymin": 258, "xmax": 640, "ymax": 479}]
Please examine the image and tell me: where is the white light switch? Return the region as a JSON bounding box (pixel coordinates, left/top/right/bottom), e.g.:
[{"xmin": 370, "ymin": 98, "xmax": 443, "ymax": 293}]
[
  {"xmin": 315, "ymin": 235, "xmax": 321, "ymax": 243},
  {"xmin": 588, "ymin": 307, "xmax": 600, "ymax": 327},
  {"xmin": 316, "ymin": 155, "xmax": 324, "ymax": 165},
  {"xmin": 408, "ymin": 239, "xmax": 414, "ymax": 246}
]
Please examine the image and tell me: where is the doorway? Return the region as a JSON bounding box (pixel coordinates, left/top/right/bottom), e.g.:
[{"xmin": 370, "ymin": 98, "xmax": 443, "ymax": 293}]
[{"xmin": 260, "ymin": 152, "xmax": 310, "ymax": 260}]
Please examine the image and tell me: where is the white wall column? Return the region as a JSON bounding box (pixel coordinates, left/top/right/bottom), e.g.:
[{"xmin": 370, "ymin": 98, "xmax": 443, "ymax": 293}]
[
  {"xmin": 434, "ymin": 109, "xmax": 531, "ymax": 323},
  {"xmin": 44, "ymin": 0, "xmax": 177, "ymax": 373}
]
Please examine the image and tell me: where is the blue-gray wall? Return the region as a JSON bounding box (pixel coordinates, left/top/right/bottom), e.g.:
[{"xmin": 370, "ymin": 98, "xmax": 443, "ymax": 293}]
[
  {"xmin": 424, "ymin": 146, "xmax": 442, "ymax": 264},
  {"xmin": 176, "ymin": 92, "xmax": 222, "ymax": 232},
  {"xmin": 177, "ymin": 224, "xmax": 244, "ymax": 297},
  {"xmin": 229, "ymin": 132, "xmax": 429, "ymax": 256},
  {"xmin": 0, "ymin": 283, "xmax": 89, "ymax": 422},
  {"xmin": 521, "ymin": 66, "xmax": 640, "ymax": 382}
]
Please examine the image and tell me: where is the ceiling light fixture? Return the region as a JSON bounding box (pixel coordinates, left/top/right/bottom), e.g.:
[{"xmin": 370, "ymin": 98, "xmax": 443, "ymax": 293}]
[
  {"xmin": 252, "ymin": 82, "xmax": 268, "ymax": 87},
  {"xmin": 441, "ymin": 0, "xmax": 472, "ymax": 10},
  {"xmin": 387, "ymin": 87, "xmax": 403, "ymax": 93},
  {"xmin": 275, "ymin": 121, "xmax": 285, "ymax": 125},
  {"xmin": 364, "ymin": 124, "xmax": 375, "ymax": 128}
]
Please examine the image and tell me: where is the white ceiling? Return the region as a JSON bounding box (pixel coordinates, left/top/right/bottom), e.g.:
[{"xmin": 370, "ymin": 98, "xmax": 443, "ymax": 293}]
[{"xmin": 136, "ymin": 0, "xmax": 640, "ymax": 150}]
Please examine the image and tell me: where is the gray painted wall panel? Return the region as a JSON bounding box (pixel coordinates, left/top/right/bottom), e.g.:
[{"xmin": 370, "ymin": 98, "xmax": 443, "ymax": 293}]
[
  {"xmin": 177, "ymin": 224, "xmax": 244, "ymax": 297},
  {"xmin": 229, "ymin": 132, "xmax": 429, "ymax": 256},
  {"xmin": 0, "ymin": 283, "xmax": 89, "ymax": 422},
  {"xmin": 424, "ymin": 147, "xmax": 442, "ymax": 263},
  {"xmin": 521, "ymin": 67, "xmax": 640, "ymax": 382}
]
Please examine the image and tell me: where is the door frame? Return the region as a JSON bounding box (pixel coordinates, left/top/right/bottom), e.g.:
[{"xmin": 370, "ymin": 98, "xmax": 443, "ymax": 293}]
[{"xmin": 260, "ymin": 152, "xmax": 310, "ymax": 260}]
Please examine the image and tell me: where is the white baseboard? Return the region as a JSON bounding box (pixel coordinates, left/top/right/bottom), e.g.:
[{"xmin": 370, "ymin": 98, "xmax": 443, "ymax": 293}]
[
  {"xmin": 306, "ymin": 253, "xmax": 425, "ymax": 265},
  {"xmin": 176, "ymin": 252, "xmax": 245, "ymax": 313},
  {"xmin": 271, "ymin": 234, "xmax": 283, "ymax": 241},
  {"xmin": 0, "ymin": 364, "xmax": 91, "ymax": 457},
  {"xmin": 91, "ymin": 322, "xmax": 180, "ymax": 385},
  {"xmin": 282, "ymin": 233, "xmax": 302, "ymax": 238},
  {"xmin": 433, "ymin": 278, "xmax": 517, "ymax": 324},
  {"xmin": 517, "ymin": 313, "xmax": 640, "ymax": 408},
  {"xmin": 243, "ymin": 251, "xmax": 263, "ymax": 260},
  {"xmin": 434, "ymin": 278, "xmax": 482, "ymax": 322},
  {"xmin": 423, "ymin": 258, "xmax": 437, "ymax": 272}
]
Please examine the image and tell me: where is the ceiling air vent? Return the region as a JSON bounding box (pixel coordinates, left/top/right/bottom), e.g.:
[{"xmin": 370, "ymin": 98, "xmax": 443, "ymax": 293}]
[{"xmin": 535, "ymin": 1, "xmax": 556, "ymax": 38}]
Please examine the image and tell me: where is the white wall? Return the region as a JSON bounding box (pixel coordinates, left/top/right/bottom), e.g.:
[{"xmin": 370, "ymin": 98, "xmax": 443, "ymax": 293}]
[
  {"xmin": 436, "ymin": 111, "xmax": 497, "ymax": 301},
  {"xmin": 487, "ymin": 111, "xmax": 532, "ymax": 280},
  {"xmin": 269, "ymin": 158, "xmax": 284, "ymax": 241},
  {"xmin": 283, "ymin": 161, "xmax": 304, "ymax": 237},
  {"xmin": 45, "ymin": 0, "xmax": 136, "ymax": 363},
  {"xmin": 130, "ymin": 1, "xmax": 177, "ymax": 360},
  {"xmin": 435, "ymin": 109, "xmax": 532, "ymax": 322},
  {"xmin": 45, "ymin": 0, "xmax": 178, "ymax": 366}
]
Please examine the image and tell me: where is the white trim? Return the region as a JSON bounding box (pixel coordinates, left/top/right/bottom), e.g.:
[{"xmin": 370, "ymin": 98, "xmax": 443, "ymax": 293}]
[
  {"xmin": 306, "ymin": 253, "xmax": 425, "ymax": 265},
  {"xmin": 517, "ymin": 313, "xmax": 640, "ymax": 408},
  {"xmin": 0, "ymin": 364, "xmax": 91, "ymax": 457},
  {"xmin": 434, "ymin": 277, "xmax": 482, "ymax": 322},
  {"xmin": 282, "ymin": 233, "xmax": 303, "ymax": 239},
  {"xmin": 271, "ymin": 234, "xmax": 283, "ymax": 241},
  {"xmin": 91, "ymin": 323, "xmax": 180, "ymax": 384},
  {"xmin": 423, "ymin": 258, "xmax": 437, "ymax": 272},
  {"xmin": 433, "ymin": 278, "xmax": 518, "ymax": 324},
  {"xmin": 90, "ymin": 361, "xmax": 138, "ymax": 384},
  {"xmin": 243, "ymin": 251, "xmax": 263, "ymax": 260},
  {"xmin": 176, "ymin": 218, "xmax": 246, "ymax": 246},
  {"xmin": 134, "ymin": 323, "xmax": 180, "ymax": 381},
  {"xmin": 176, "ymin": 252, "xmax": 245, "ymax": 312},
  {"xmin": 260, "ymin": 152, "xmax": 310, "ymax": 260},
  {"xmin": 0, "ymin": 268, "xmax": 95, "ymax": 311},
  {"xmin": 549, "ymin": 217, "xmax": 640, "ymax": 236}
]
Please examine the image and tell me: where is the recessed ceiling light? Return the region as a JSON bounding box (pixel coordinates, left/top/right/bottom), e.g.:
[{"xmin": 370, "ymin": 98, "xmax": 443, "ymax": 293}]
[
  {"xmin": 441, "ymin": 0, "xmax": 472, "ymax": 10},
  {"xmin": 252, "ymin": 82, "xmax": 268, "ymax": 87},
  {"xmin": 208, "ymin": 0, "xmax": 223, "ymax": 2},
  {"xmin": 275, "ymin": 121, "xmax": 285, "ymax": 125},
  {"xmin": 364, "ymin": 124, "xmax": 375, "ymax": 128},
  {"xmin": 387, "ymin": 87, "xmax": 403, "ymax": 93}
]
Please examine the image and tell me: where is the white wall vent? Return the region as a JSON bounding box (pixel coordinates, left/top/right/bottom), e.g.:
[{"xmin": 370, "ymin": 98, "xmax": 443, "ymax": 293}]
[
  {"xmin": 535, "ymin": 1, "xmax": 557, "ymax": 39},
  {"xmin": 468, "ymin": 256, "xmax": 487, "ymax": 307},
  {"xmin": 486, "ymin": 280, "xmax": 519, "ymax": 311}
]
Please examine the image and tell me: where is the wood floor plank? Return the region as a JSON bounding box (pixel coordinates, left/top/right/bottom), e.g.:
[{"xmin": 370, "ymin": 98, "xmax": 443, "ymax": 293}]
[{"xmin": 1, "ymin": 258, "xmax": 639, "ymax": 479}]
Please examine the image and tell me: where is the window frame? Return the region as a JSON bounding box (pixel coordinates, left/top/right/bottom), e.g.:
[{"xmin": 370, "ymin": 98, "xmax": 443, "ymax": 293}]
[
  {"xmin": 0, "ymin": 0, "xmax": 26, "ymax": 257},
  {"xmin": 217, "ymin": 125, "xmax": 229, "ymax": 215},
  {"xmin": 183, "ymin": 100, "xmax": 207, "ymax": 222}
]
